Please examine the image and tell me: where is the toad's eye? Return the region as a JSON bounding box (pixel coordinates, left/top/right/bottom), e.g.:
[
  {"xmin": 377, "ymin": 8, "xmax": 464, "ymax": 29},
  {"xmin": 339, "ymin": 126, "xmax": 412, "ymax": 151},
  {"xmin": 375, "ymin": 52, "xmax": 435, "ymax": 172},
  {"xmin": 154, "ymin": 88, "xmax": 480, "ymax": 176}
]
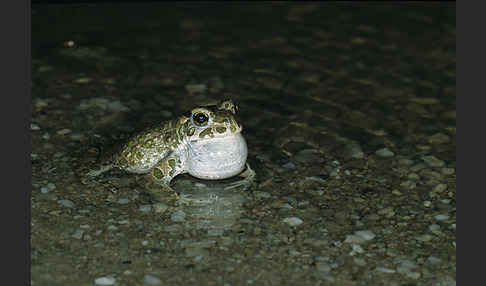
[{"xmin": 193, "ymin": 112, "xmax": 209, "ymax": 126}]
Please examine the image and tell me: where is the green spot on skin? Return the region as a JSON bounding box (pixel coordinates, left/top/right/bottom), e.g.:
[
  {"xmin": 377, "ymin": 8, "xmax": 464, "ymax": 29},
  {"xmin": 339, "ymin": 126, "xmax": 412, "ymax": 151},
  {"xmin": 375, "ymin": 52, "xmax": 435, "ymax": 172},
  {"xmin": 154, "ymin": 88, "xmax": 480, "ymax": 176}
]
[
  {"xmin": 168, "ymin": 158, "xmax": 176, "ymax": 168},
  {"xmin": 153, "ymin": 168, "xmax": 164, "ymax": 180},
  {"xmin": 199, "ymin": 128, "xmax": 213, "ymax": 138},
  {"xmin": 213, "ymin": 115, "xmax": 226, "ymax": 123},
  {"xmin": 136, "ymin": 151, "xmax": 144, "ymax": 160},
  {"xmin": 230, "ymin": 125, "xmax": 236, "ymax": 133},
  {"xmin": 157, "ymin": 147, "xmax": 166, "ymax": 153},
  {"xmin": 216, "ymin": 126, "xmax": 227, "ymax": 133},
  {"xmin": 187, "ymin": 127, "xmax": 195, "ymax": 136}
]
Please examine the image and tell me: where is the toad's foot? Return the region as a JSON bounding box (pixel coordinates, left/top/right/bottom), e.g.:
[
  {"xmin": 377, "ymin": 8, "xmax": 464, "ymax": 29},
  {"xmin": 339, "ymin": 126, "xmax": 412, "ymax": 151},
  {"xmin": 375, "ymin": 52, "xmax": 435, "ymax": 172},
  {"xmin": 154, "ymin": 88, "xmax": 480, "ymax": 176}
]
[
  {"xmin": 86, "ymin": 164, "xmax": 113, "ymax": 177},
  {"xmin": 81, "ymin": 164, "xmax": 114, "ymax": 184},
  {"xmin": 144, "ymin": 180, "xmax": 194, "ymax": 206},
  {"xmin": 224, "ymin": 163, "xmax": 256, "ymax": 190}
]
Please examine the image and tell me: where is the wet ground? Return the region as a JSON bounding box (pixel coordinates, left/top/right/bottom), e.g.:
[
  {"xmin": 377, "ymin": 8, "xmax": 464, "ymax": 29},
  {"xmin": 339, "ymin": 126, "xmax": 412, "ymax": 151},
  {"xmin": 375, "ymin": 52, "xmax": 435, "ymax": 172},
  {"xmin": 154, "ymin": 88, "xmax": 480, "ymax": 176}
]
[{"xmin": 31, "ymin": 3, "xmax": 456, "ymax": 286}]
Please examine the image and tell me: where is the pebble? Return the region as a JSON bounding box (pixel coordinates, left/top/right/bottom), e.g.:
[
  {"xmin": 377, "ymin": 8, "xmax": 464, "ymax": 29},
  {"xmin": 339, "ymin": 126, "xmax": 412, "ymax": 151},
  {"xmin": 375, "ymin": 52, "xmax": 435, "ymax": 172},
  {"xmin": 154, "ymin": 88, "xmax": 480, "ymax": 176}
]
[
  {"xmin": 31, "ymin": 123, "xmax": 41, "ymax": 131},
  {"xmin": 171, "ymin": 210, "xmax": 186, "ymax": 222},
  {"xmin": 406, "ymin": 272, "xmax": 421, "ymax": 279},
  {"xmin": 434, "ymin": 214, "xmax": 449, "ymax": 221},
  {"xmin": 58, "ymin": 199, "xmax": 74, "ymax": 208},
  {"xmin": 410, "ymin": 97, "xmax": 439, "ymax": 105},
  {"xmin": 397, "ymin": 260, "xmax": 421, "ymax": 279},
  {"xmin": 316, "ymin": 262, "xmax": 331, "ymax": 272},
  {"xmin": 117, "ymin": 198, "xmax": 130, "ymax": 204},
  {"xmin": 143, "ymin": 274, "xmax": 162, "ymax": 285},
  {"xmin": 353, "ymin": 258, "xmax": 367, "ymax": 266},
  {"xmin": 56, "ymin": 128, "xmax": 72, "ymax": 135},
  {"xmin": 392, "ymin": 179, "xmax": 412, "ymax": 192},
  {"xmin": 153, "ymin": 203, "xmax": 169, "ymax": 213},
  {"xmin": 410, "ymin": 163, "xmax": 426, "ymax": 172},
  {"xmin": 280, "ymin": 203, "xmax": 293, "ymax": 210},
  {"xmin": 185, "ymin": 83, "xmax": 207, "ymax": 94},
  {"xmin": 376, "ymin": 267, "xmax": 396, "ymax": 273},
  {"xmin": 283, "ymin": 217, "xmax": 303, "ymax": 227},
  {"xmin": 139, "ymin": 205, "xmax": 152, "ymax": 213},
  {"xmin": 427, "ymin": 256, "xmax": 442, "ymax": 265},
  {"xmin": 428, "ymin": 133, "xmax": 450, "ymax": 144},
  {"xmin": 375, "ymin": 148, "xmax": 394, "ymax": 157},
  {"xmin": 344, "ymin": 235, "xmax": 366, "ymax": 244},
  {"xmin": 282, "ymin": 161, "xmax": 296, "ymax": 169},
  {"xmin": 351, "ymin": 244, "xmax": 364, "ymax": 254},
  {"xmin": 208, "ymin": 228, "xmax": 224, "ymax": 236},
  {"xmin": 346, "ymin": 143, "xmax": 364, "ymax": 159},
  {"xmin": 72, "ymin": 229, "xmax": 84, "ymax": 240},
  {"xmin": 422, "ymin": 155, "xmax": 445, "ymax": 168},
  {"xmin": 38, "ymin": 66, "xmax": 53, "ymax": 72},
  {"xmin": 354, "ymin": 230, "xmax": 376, "ymax": 241},
  {"xmin": 406, "ymin": 173, "xmax": 419, "ymax": 181},
  {"xmin": 441, "ymin": 167, "xmax": 455, "ymax": 175},
  {"xmin": 74, "ymin": 77, "xmax": 93, "ymax": 84},
  {"xmin": 433, "ymin": 183, "xmax": 448, "ymax": 193},
  {"xmin": 398, "ymin": 158, "xmax": 414, "ymax": 166},
  {"xmin": 94, "ymin": 276, "xmax": 116, "ymax": 285},
  {"xmin": 415, "ymin": 234, "xmax": 433, "ymax": 242}
]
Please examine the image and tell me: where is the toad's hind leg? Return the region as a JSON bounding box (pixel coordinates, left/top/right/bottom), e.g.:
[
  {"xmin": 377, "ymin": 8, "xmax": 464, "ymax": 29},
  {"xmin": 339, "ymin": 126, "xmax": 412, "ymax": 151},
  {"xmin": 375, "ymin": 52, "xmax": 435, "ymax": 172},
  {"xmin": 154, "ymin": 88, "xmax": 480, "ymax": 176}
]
[{"xmin": 145, "ymin": 155, "xmax": 185, "ymax": 202}]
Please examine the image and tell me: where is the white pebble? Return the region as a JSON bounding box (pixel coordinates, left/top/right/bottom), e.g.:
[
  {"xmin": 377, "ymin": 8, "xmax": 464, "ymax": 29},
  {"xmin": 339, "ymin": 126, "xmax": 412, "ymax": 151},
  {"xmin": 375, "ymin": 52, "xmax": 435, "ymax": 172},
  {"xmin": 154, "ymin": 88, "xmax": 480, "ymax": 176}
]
[
  {"xmin": 58, "ymin": 199, "xmax": 74, "ymax": 208},
  {"xmin": 153, "ymin": 203, "xmax": 169, "ymax": 213},
  {"xmin": 434, "ymin": 214, "xmax": 449, "ymax": 221},
  {"xmin": 354, "ymin": 230, "xmax": 376, "ymax": 241},
  {"xmin": 427, "ymin": 256, "xmax": 442, "ymax": 265},
  {"xmin": 139, "ymin": 205, "xmax": 152, "ymax": 213},
  {"xmin": 375, "ymin": 148, "xmax": 394, "ymax": 157},
  {"xmin": 31, "ymin": 123, "xmax": 41, "ymax": 131},
  {"xmin": 94, "ymin": 276, "xmax": 116, "ymax": 285},
  {"xmin": 351, "ymin": 244, "xmax": 364, "ymax": 254},
  {"xmin": 376, "ymin": 267, "xmax": 396, "ymax": 273},
  {"xmin": 433, "ymin": 183, "xmax": 447, "ymax": 193},
  {"xmin": 117, "ymin": 198, "xmax": 130, "ymax": 204},
  {"xmin": 56, "ymin": 128, "xmax": 72, "ymax": 135},
  {"xmin": 429, "ymin": 224, "xmax": 441, "ymax": 234},
  {"xmin": 344, "ymin": 235, "xmax": 366, "ymax": 244},
  {"xmin": 171, "ymin": 210, "xmax": 186, "ymax": 222},
  {"xmin": 144, "ymin": 274, "xmax": 162, "ymax": 285},
  {"xmin": 71, "ymin": 230, "xmax": 84, "ymax": 240},
  {"xmin": 283, "ymin": 217, "xmax": 303, "ymax": 227}
]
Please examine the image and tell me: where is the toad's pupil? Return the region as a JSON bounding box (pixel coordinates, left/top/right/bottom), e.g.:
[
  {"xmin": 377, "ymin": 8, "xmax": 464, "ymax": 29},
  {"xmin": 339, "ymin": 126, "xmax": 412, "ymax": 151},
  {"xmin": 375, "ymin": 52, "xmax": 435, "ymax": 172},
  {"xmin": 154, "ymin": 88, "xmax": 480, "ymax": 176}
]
[{"xmin": 194, "ymin": 113, "xmax": 208, "ymax": 124}]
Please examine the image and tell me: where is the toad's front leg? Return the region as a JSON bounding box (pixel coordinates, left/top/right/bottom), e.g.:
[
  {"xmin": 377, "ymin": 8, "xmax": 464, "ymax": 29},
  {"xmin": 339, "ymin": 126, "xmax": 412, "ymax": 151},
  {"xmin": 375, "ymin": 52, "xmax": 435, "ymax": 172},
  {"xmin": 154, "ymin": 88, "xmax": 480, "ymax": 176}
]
[
  {"xmin": 224, "ymin": 163, "xmax": 256, "ymax": 190},
  {"xmin": 145, "ymin": 155, "xmax": 185, "ymax": 203}
]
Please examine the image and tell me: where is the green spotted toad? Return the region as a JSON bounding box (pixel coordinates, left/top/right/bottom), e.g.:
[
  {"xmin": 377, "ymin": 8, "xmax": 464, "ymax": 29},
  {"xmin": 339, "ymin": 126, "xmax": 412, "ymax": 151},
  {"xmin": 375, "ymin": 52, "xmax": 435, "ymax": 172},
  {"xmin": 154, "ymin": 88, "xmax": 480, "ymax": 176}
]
[{"xmin": 87, "ymin": 99, "xmax": 254, "ymax": 202}]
